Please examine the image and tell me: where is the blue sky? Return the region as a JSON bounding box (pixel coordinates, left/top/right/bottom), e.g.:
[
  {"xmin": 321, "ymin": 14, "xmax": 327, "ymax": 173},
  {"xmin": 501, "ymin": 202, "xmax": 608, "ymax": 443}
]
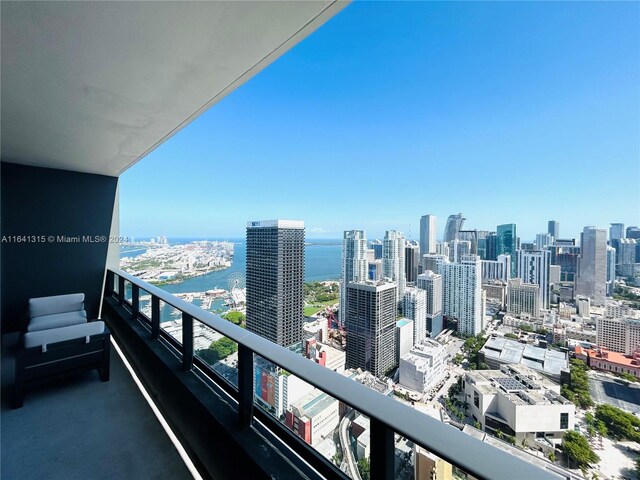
[{"xmin": 120, "ymin": 1, "xmax": 639, "ymax": 242}]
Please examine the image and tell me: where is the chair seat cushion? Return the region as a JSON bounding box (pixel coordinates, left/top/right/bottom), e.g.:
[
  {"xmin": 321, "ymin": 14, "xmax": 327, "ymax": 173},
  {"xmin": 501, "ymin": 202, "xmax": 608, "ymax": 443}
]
[
  {"xmin": 24, "ymin": 321, "xmax": 106, "ymax": 349},
  {"xmin": 27, "ymin": 311, "xmax": 87, "ymax": 332},
  {"xmin": 28, "ymin": 293, "xmax": 85, "ymax": 318}
]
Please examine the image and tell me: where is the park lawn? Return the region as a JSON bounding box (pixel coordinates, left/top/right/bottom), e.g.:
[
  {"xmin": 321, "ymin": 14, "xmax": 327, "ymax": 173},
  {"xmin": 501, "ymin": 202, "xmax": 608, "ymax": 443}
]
[{"xmin": 304, "ymin": 299, "xmax": 337, "ymax": 317}]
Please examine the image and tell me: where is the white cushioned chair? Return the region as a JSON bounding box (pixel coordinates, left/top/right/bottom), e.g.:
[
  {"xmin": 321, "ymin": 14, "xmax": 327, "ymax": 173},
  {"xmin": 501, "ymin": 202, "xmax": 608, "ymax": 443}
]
[
  {"xmin": 14, "ymin": 294, "xmax": 110, "ymax": 408},
  {"xmin": 27, "ymin": 293, "xmax": 87, "ymax": 332}
]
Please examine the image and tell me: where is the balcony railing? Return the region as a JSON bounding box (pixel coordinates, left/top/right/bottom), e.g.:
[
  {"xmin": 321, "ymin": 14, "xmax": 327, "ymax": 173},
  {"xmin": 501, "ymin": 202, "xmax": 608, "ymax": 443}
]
[{"xmin": 105, "ymin": 268, "xmax": 559, "ymax": 480}]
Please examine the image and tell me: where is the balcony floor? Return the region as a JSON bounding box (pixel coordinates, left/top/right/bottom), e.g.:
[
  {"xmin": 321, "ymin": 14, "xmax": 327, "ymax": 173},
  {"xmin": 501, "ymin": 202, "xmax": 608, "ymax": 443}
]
[{"xmin": 1, "ymin": 333, "xmax": 193, "ymax": 480}]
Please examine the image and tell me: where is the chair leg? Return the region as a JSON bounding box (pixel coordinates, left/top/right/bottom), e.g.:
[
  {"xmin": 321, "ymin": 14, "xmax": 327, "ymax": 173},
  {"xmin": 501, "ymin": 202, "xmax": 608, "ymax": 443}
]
[
  {"xmin": 13, "ymin": 349, "xmax": 25, "ymax": 409},
  {"xmin": 13, "ymin": 383, "xmax": 24, "ymax": 409},
  {"xmin": 99, "ymin": 365, "xmax": 110, "ymax": 382},
  {"xmin": 100, "ymin": 336, "xmax": 111, "ymax": 382}
]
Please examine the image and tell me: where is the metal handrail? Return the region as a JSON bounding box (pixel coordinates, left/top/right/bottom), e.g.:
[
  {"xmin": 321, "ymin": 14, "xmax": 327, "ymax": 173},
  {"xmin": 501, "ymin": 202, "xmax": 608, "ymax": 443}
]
[{"xmin": 108, "ymin": 268, "xmax": 559, "ymax": 480}]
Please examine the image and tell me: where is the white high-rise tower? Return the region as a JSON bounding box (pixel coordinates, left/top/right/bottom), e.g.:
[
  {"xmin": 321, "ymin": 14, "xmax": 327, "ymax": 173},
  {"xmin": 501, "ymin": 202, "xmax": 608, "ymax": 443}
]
[
  {"xmin": 441, "ymin": 255, "xmax": 483, "ymax": 335},
  {"xmin": 517, "ymin": 249, "xmax": 550, "ymax": 310},
  {"xmin": 383, "ymin": 230, "xmax": 406, "ymax": 306},
  {"xmin": 339, "ymin": 230, "xmax": 368, "ymax": 325}
]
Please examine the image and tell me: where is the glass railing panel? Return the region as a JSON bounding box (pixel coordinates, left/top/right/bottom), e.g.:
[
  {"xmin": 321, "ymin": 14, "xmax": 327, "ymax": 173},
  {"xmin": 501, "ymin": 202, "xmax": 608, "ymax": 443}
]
[
  {"xmin": 123, "ymin": 280, "xmax": 132, "ymax": 303},
  {"xmin": 409, "ymin": 437, "xmax": 475, "ymax": 480},
  {"xmin": 193, "ymin": 320, "xmax": 238, "ymax": 388},
  {"xmin": 138, "ymin": 289, "xmax": 151, "ymax": 320},
  {"xmin": 253, "ymin": 355, "xmax": 370, "ymax": 479},
  {"xmin": 158, "ymin": 300, "xmax": 182, "ymax": 343},
  {"xmin": 113, "ymin": 274, "xmax": 119, "ymax": 294},
  {"xmin": 395, "ymin": 433, "xmax": 415, "ymax": 480}
]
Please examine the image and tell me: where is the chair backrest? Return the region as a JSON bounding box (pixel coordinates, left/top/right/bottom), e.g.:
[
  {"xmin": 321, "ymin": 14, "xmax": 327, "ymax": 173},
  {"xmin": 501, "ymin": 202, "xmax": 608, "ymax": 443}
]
[{"xmin": 28, "ymin": 293, "xmax": 85, "ymax": 319}]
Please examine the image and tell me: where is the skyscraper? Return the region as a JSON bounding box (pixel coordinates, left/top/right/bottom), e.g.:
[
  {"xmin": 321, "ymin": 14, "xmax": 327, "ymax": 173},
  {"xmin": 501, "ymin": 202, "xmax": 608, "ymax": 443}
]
[
  {"xmin": 626, "ymin": 226, "xmax": 640, "ymax": 240},
  {"xmin": 575, "ymin": 227, "xmax": 607, "ymax": 306},
  {"xmin": 340, "ymin": 230, "xmax": 368, "ymax": 325},
  {"xmin": 609, "ymin": 223, "xmax": 625, "ymax": 242},
  {"xmin": 517, "ymin": 249, "xmax": 550, "ymax": 310},
  {"xmin": 615, "ymin": 238, "xmax": 637, "ymax": 277},
  {"xmin": 419, "ymin": 214, "xmax": 437, "ymax": 256},
  {"xmin": 497, "ymin": 224, "xmax": 517, "ymax": 276},
  {"xmin": 422, "ymin": 254, "xmax": 448, "ymax": 278},
  {"xmin": 548, "ymin": 221, "xmax": 560, "ymax": 239},
  {"xmin": 606, "ymin": 245, "xmax": 616, "ymax": 297},
  {"xmin": 383, "ymin": 230, "xmax": 406, "ymax": 305},
  {"xmin": 480, "ymin": 254, "xmax": 511, "ymax": 282},
  {"xmin": 476, "ymin": 230, "xmax": 491, "ymax": 260},
  {"xmin": 441, "ymin": 255, "xmax": 483, "ymax": 335},
  {"xmin": 449, "ymin": 239, "xmax": 471, "ymax": 263},
  {"xmin": 370, "ymin": 239, "xmax": 383, "ymax": 259},
  {"xmin": 485, "ymin": 232, "xmax": 498, "ymax": 261},
  {"xmin": 443, "ymin": 213, "xmax": 464, "ymax": 243},
  {"xmin": 535, "ymin": 233, "xmax": 553, "ymax": 250},
  {"xmin": 403, "ymin": 286, "xmax": 427, "ymax": 345},
  {"xmin": 417, "ymin": 271, "xmax": 443, "ymax": 337},
  {"xmin": 345, "ymin": 281, "xmax": 397, "ymax": 376},
  {"xmin": 246, "ymin": 220, "xmax": 305, "ymax": 347},
  {"xmin": 405, "ymin": 241, "xmax": 420, "ymax": 284}
]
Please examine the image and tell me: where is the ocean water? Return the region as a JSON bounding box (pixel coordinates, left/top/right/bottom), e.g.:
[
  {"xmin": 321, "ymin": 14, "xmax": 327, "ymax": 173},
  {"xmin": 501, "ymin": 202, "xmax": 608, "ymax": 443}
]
[{"xmin": 120, "ymin": 238, "xmax": 341, "ymax": 296}]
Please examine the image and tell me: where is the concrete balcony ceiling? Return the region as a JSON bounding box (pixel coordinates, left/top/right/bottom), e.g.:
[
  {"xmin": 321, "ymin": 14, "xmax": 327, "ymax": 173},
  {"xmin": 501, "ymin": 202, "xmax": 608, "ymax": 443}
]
[{"xmin": 1, "ymin": 1, "xmax": 346, "ymax": 176}]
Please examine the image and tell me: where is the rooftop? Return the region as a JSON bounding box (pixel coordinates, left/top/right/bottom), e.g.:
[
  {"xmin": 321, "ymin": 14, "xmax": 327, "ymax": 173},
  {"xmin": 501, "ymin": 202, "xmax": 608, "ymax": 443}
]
[
  {"xmin": 465, "ymin": 366, "xmax": 569, "ymax": 406},
  {"xmin": 481, "ymin": 337, "xmax": 568, "ymax": 377},
  {"xmin": 576, "ymin": 346, "xmax": 640, "ymax": 368}
]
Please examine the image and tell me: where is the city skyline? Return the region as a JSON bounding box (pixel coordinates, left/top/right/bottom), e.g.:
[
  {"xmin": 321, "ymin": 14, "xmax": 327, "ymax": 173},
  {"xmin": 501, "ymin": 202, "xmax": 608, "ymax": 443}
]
[{"xmin": 119, "ymin": 2, "xmax": 639, "ymax": 240}]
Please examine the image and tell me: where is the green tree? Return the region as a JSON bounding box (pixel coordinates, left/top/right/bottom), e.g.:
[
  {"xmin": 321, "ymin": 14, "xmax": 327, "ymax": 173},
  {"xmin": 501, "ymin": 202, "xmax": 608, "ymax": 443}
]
[
  {"xmin": 562, "ymin": 431, "xmax": 600, "ymax": 469},
  {"xmin": 562, "ymin": 359, "xmax": 594, "ymax": 409},
  {"xmin": 223, "ymin": 311, "xmax": 246, "ymax": 326},
  {"xmin": 620, "ymin": 372, "xmax": 637, "ymax": 383},
  {"xmin": 547, "ymin": 451, "xmax": 556, "ymax": 462},
  {"xmin": 197, "ymin": 337, "xmax": 238, "ymax": 365},
  {"xmin": 357, "ymin": 457, "xmax": 371, "ymax": 480},
  {"xmin": 504, "ymin": 333, "xmax": 519, "ymax": 339},
  {"xmin": 595, "ymin": 404, "xmax": 640, "ymax": 442}
]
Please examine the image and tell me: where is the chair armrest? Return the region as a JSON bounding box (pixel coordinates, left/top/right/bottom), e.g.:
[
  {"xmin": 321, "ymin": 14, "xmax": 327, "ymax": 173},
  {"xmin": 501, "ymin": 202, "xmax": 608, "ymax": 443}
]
[{"xmin": 24, "ymin": 321, "xmax": 106, "ymax": 351}]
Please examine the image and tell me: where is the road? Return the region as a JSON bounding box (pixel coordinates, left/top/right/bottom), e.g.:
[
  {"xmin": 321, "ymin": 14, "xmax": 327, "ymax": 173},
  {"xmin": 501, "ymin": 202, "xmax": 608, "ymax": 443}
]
[{"xmin": 339, "ymin": 410, "xmax": 361, "ymax": 480}]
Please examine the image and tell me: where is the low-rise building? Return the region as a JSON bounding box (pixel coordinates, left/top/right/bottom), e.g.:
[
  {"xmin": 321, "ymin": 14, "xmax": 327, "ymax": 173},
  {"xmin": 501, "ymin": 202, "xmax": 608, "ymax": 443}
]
[
  {"xmin": 575, "ymin": 296, "xmax": 590, "ymax": 318},
  {"xmin": 254, "ymin": 357, "xmax": 314, "ymax": 419},
  {"xmin": 398, "ymin": 339, "xmax": 447, "ymax": 393},
  {"xmin": 479, "ymin": 337, "xmax": 568, "ymax": 381},
  {"xmin": 464, "ymin": 365, "xmax": 575, "ymax": 444},
  {"xmin": 552, "ymin": 324, "xmax": 597, "ymax": 345},
  {"xmin": 351, "ymin": 414, "xmax": 370, "ymax": 460},
  {"xmin": 558, "ymin": 303, "xmax": 577, "ymax": 320},
  {"xmin": 414, "ymin": 445, "xmax": 453, "ymax": 480},
  {"xmin": 285, "ymin": 387, "xmax": 340, "ymax": 446},
  {"xmin": 482, "ymin": 280, "xmax": 507, "ymax": 309},
  {"xmin": 302, "ymin": 317, "xmax": 328, "ymax": 342},
  {"xmin": 575, "ymin": 346, "xmax": 640, "ymax": 379},
  {"xmin": 304, "ymin": 338, "xmax": 346, "ymax": 373}
]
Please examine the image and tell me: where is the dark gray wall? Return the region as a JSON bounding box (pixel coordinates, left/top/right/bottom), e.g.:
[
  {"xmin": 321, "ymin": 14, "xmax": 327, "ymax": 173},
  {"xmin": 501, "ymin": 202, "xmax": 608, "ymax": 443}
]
[{"xmin": 1, "ymin": 162, "xmax": 118, "ymax": 332}]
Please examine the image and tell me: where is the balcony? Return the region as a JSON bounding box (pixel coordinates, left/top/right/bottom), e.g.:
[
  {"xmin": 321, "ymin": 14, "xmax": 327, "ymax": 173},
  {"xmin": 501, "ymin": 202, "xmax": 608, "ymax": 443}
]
[
  {"xmin": 1, "ymin": 333, "xmax": 193, "ymax": 479},
  {"xmin": 91, "ymin": 268, "xmax": 561, "ymax": 480}
]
